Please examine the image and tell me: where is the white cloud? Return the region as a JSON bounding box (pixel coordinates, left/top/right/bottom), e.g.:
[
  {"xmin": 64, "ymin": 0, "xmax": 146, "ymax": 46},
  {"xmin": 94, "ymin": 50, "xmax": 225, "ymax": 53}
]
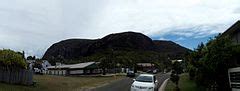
[
  {"xmin": 158, "ymin": 37, "xmax": 169, "ymax": 41},
  {"xmin": 0, "ymin": 0, "xmax": 239, "ymax": 57},
  {"xmin": 175, "ymin": 37, "xmax": 186, "ymax": 41},
  {"xmin": 234, "ymin": 7, "xmax": 240, "ymax": 14},
  {"xmin": 160, "ymin": 23, "xmax": 230, "ymax": 38}
]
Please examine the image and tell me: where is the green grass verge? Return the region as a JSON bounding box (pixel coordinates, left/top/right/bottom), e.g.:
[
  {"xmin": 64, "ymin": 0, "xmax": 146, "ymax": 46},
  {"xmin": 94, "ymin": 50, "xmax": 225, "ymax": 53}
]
[
  {"xmin": 0, "ymin": 75, "xmax": 124, "ymax": 91},
  {"xmin": 165, "ymin": 73, "xmax": 206, "ymax": 91}
]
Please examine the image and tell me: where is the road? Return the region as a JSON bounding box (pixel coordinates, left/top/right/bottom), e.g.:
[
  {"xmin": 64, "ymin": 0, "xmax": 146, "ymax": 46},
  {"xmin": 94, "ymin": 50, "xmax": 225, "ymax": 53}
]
[{"xmin": 91, "ymin": 73, "xmax": 170, "ymax": 91}]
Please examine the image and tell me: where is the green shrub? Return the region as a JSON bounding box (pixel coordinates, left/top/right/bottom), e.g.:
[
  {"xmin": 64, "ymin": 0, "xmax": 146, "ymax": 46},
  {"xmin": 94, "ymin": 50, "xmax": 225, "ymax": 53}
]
[{"xmin": 0, "ymin": 49, "xmax": 26, "ymax": 69}]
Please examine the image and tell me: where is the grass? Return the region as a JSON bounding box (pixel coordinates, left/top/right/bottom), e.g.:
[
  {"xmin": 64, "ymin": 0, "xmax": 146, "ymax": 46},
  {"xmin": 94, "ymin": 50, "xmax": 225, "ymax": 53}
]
[
  {"xmin": 165, "ymin": 73, "xmax": 206, "ymax": 91},
  {"xmin": 0, "ymin": 75, "xmax": 124, "ymax": 91}
]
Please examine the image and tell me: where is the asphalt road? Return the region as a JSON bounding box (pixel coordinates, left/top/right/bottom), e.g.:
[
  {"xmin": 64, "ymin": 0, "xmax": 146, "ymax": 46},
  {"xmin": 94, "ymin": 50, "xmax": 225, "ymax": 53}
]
[{"xmin": 91, "ymin": 73, "xmax": 170, "ymax": 91}]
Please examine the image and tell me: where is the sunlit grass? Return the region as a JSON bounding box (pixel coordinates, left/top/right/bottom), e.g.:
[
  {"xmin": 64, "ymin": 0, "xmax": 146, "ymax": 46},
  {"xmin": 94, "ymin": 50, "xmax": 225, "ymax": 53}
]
[
  {"xmin": 0, "ymin": 75, "xmax": 124, "ymax": 91},
  {"xmin": 165, "ymin": 73, "xmax": 206, "ymax": 91}
]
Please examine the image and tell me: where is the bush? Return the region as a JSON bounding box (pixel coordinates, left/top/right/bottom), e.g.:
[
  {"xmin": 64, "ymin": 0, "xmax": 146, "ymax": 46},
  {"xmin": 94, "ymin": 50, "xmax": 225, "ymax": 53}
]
[
  {"xmin": 0, "ymin": 49, "xmax": 26, "ymax": 69},
  {"xmin": 188, "ymin": 67, "xmax": 195, "ymax": 80}
]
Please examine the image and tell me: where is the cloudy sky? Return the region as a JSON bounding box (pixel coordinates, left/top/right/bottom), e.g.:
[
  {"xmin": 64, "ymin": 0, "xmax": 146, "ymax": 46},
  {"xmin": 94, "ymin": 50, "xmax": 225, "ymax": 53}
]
[{"xmin": 0, "ymin": 0, "xmax": 240, "ymax": 58}]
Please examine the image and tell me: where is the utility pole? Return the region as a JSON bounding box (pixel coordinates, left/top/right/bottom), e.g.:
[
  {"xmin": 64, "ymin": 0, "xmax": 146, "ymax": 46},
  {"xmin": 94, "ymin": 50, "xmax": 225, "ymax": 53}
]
[{"xmin": 22, "ymin": 51, "xmax": 25, "ymax": 59}]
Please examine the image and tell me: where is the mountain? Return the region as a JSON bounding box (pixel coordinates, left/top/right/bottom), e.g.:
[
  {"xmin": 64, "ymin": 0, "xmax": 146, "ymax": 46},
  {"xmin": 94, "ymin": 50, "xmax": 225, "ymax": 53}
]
[
  {"xmin": 42, "ymin": 32, "xmax": 191, "ymax": 63},
  {"xmin": 153, "ymin": 40, "xmax": 191, "ymax": 58},
  {"xmin": 43, "ymin": 39, "xmax": 96, "ymax": 59},
  {"xmin": 88, "ymin": 32, "xmax": 155, "ymax": 52}
]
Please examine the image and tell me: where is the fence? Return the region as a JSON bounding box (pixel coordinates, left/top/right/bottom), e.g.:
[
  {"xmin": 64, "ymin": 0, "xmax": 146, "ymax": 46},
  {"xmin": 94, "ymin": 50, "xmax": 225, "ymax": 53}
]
[{"xmin": 0, "ymin": 68, "xmax": 33, "ymax": 85}]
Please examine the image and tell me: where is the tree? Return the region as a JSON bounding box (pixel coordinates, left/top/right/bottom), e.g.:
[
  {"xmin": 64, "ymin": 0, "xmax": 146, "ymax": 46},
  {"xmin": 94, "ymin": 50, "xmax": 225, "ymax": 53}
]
[
  {"xmin": 98, "ymin": 55, "xmax": 114, "ymax": 75},
  {"xmin": 172, "ymin": 61, "xmax": 183, "ymax": 74},
  {"xmin": 0, "ymin": 49, "xmax": 27, "ymax": 69},
  {"xmin": 170, "ymin": 70, "xmax": 180, "ymax": 91},
  {"xmin": 186, "ymin": 35, "xmax": 240, "ymax": 91},
  {"xmin": 27, "ymin": 56, "xmax": 36, "ymax": 60},
  {"xmin": 170, "ymin": 61, "xmax": 182, "ymax": 91}
]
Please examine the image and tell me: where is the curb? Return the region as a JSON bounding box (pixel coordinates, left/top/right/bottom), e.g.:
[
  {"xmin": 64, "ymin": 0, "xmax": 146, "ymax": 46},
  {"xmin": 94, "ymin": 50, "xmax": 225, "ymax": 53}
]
[{"xmin": 159, "ymin": 78, "xmax": 169, "ymax": 91}]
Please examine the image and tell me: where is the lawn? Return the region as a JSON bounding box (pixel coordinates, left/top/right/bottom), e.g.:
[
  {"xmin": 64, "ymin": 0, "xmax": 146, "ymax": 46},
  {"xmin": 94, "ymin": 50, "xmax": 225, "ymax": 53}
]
[
  {"xmin": 165, "ymin": 73, "xmax": 206, "ymax": 91},
  {"xmin": 0, "ymin": 75, "xmax": 124, "ymax": 91}
]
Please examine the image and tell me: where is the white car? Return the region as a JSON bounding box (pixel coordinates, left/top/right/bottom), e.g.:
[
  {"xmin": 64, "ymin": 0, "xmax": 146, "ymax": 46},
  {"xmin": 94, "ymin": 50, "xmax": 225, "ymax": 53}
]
[{"xmin": 131, "ymin": 74, "xmax": 158, "ymax": 91}]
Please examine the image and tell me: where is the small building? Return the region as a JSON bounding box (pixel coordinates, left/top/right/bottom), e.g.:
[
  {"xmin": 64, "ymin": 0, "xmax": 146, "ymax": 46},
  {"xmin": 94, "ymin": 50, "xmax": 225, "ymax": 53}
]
[
  {"xmin": 26, "ymin": 60, "xmax": 51, "ymax": 74},
  {"xmin": 137, "ymin": 63, "xmax": 155, "ymax": 72},
  {"xmin": 47, "ymin": 62, "xmax": 101, "ymax": 76}
]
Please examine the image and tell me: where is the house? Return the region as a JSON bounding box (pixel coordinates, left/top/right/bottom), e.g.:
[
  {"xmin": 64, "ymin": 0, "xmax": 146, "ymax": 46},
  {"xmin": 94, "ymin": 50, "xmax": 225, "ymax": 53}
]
[
  {"xmin": 42, "ymin": 60, "xmax": 51, "ymax": 71},
  {"xmin": 26, "ymin": 60, "xmax": 51, "ymax": 74},
  {"xmin": 46, "ymin": 62, "xmax": 101, "ymax": 76},
  {"xmin": 222, "ymin": 20, "xmax": 240, "ymax": 44},
  {"xmin": 222, "ymin": 20, "xmax": 240, "ymax": 91},
  {"xmin": 137, "ymin": 63, "xmax": 155, "ymax": 72}
]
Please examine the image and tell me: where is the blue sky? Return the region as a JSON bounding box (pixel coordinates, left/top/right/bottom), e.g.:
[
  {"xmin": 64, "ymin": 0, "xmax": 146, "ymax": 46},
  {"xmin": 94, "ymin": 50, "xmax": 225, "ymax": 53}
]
[
  {"xmin": 151, "ymin": 34, "xmax": 217, "ymax": 50},
  {"xmin": 149, "ymin": 24, "xmax": 226, "ymax": 49},
  {"xmin": 0, "ymin": 0, "xmax": 239, "ymax": 57}
]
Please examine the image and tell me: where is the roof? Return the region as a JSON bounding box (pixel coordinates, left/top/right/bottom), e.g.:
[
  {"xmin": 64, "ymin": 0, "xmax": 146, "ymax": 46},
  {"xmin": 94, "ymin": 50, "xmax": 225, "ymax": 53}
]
[
  {"xmin": 47, "ymin": 62, "xmax": 96, "ymax": 69},
  {"xmin": 69, "ymin": 62, "xmax": 95, "ymax": 69},
  {"xmin": 222, "ymin": 20, "xmax": 240, "ymax": 37}
]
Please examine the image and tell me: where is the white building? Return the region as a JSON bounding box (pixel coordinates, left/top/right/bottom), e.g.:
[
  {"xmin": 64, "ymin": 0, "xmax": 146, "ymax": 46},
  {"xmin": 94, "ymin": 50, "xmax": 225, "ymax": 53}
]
[
  {"xmin": 26, "ymin": 60, "xmax": 51, "ymax": 74},
  {"xmin": 47, "ymin": 62, "xmax": 101, "ymax": 76}
]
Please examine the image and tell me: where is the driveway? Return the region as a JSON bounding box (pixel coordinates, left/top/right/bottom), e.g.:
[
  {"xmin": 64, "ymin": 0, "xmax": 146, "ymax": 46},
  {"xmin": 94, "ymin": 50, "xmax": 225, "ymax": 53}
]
[{"xmin": 91, "ymin": 73, "xmax": 170, "ymax": 91}]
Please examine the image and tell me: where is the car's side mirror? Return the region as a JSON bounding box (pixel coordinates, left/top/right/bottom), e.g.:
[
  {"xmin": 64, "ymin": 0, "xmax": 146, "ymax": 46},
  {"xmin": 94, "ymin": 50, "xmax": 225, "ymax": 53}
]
[
  {"xmin": 133, "ymin": 79, "xmax": 136, "ymax": 81},
  {"xmin": 155, "ymin": 80, "xmax": 158, "ymax": 83}
]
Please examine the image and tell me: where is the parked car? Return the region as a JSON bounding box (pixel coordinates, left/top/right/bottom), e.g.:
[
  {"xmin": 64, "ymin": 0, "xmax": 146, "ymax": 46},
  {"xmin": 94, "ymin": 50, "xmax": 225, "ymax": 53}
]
[
  {"xmin": 152, "ymin": 69, "xmax": 158, "ymax": 74},
  {"xmin": 146, "ymin": 70, "xmax": 153, "ymax": 73},
  {"xmin": 131, "ymin": 74, "xmax": 158, "ymax": 91},
  {"xmin": 127, "ymin": 70, "xmax": 135, "ymax": 77}
]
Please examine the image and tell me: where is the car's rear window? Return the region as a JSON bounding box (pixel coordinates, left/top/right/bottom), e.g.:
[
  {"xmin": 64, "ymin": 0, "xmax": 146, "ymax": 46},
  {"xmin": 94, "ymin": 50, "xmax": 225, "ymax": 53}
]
[{"xmin": 136, "ymin": 76, "xmax": 153, "ymax": 82}]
